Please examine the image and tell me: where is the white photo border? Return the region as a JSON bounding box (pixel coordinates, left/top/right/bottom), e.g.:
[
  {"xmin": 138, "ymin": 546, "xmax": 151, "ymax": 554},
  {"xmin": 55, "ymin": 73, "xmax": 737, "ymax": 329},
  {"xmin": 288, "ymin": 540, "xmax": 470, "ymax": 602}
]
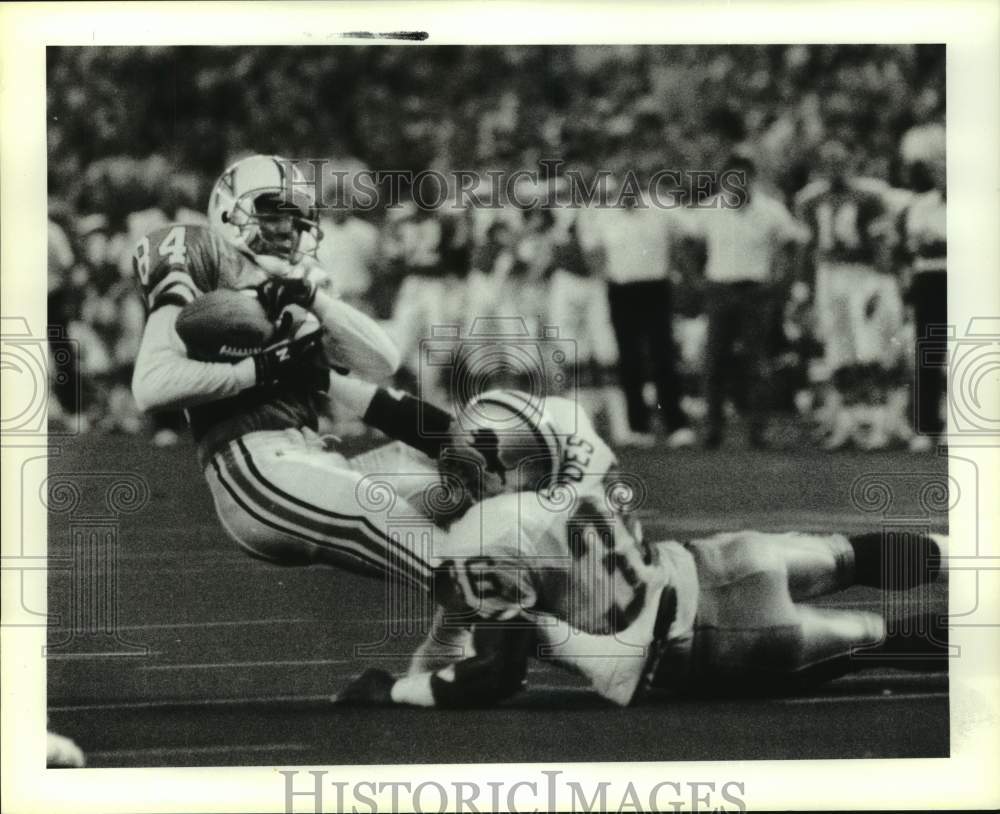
[{"xmin": 2, "ymin": 1, "xmax": 998, "ymax": 812}]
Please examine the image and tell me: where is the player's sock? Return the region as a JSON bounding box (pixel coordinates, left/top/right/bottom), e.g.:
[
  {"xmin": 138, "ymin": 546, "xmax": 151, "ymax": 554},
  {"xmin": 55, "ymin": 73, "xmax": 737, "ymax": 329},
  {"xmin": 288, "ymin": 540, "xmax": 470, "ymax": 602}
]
[
  {"xmin": 390, "ymin": 672, "xmax": 436, "ymax": 707},
  {"xmin": 851, "ymin": 610, "xmax": 951, "ymax": 672},
  {"xmin": 847, "ymin": 531, "xmax": 943, "ymax": 589},
  {"xmin": 362, "ymin": 387, "xmax": 454, "ymax": 459}
]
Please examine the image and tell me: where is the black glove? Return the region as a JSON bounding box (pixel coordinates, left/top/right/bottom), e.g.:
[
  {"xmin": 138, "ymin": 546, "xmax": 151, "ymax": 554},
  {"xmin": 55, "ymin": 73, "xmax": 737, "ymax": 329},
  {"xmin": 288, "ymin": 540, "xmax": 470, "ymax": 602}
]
[
  {"xmin": 252, "ymin": 329, "xmax": 324, "ymax": 386},
  {"xmin": 332, "ymin": 668, "xmax": 396, "ymax": 706},
  {"xmin": 256, "ymin": 277, "xmax": 317, "ymax": 319}
]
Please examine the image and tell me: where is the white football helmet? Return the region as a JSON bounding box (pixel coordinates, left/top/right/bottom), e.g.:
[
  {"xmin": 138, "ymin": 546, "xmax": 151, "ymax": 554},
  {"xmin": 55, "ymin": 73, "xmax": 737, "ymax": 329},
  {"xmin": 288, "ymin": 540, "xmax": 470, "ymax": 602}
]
[
  {"xmin": 208, "ymin": 155, "xmax": 322, "ymax": 266},
  {"xmin": 460, "ymin": 389, "xmax": 562, "ymax": 495}
]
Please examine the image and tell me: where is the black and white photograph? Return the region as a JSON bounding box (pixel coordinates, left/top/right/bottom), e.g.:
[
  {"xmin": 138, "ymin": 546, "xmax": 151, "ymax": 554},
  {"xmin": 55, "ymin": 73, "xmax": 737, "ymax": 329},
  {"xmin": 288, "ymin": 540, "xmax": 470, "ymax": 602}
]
[{"xmin": 2, "ymin": 2, "xmax": 998, "ymax": 813}]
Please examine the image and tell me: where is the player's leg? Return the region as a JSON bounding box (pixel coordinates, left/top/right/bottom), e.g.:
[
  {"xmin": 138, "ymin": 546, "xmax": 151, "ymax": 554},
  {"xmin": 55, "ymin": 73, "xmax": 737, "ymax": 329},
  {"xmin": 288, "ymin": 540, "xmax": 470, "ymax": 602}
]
[
  {"xmin": 703, "ymin": 287, "xmax": 737, "ymax": 444},
  {"xmin": 780, "ymin": 603, "xmax": 949, "ymax": 690},
  {"xmin": 694, "ymin": 531, "xmax": 849, "ymax": 601},
  {"xmin": 205, "ymin": 431, "xmax": 440, "ymax": 591},
  {"xmin": 347, "ymin": 440, "xmax": 442, "ymax": 515},
  {"xmin": 689, "ymin": 530, "xmax": 949, "ymax": 690},
  {"xmin": 648, "ymin": 280, "xmax": 690, "ymax": 436},
  {"xmin": 738, "ymin": 284, "xmax": 777, "ymax": 445},
  {"xmin": 588, "ymin": 279, "xmax": 632, "ymax": 444},
  {"xmin": 683, "ymin": 534, "xmax": 804, "ymax": 692},
  {"xmin": 683, "ymin": 535, "xmax": 892, "ymax": 696},
  {"xmin": 817, "ymin": 264, "xmax": 857, "ymax": 448},
  {"xmin": 608, "ymin": 282, "xmax": 650, "ymax": 434},
  {"xmin": 347, "ymin": 438, "xmax": 477, "ymax": 529},
  {"xmin": 795, "ymin": 605, "xmax": 884, "ymax": 668},
  {"xmin": 706, "ymin": 530, "xmax": 947, "ymax": 601}
]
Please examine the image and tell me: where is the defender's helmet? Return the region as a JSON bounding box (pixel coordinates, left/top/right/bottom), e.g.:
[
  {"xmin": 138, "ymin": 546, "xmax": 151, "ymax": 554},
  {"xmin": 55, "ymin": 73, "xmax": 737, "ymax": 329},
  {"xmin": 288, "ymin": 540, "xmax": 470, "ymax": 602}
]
[
  {"xmin": 208, "ymin": 155, "xmax": 321, "ymax": 264},
  {"xmin": 461, "ymin": 389, "xmax": 562, "ymax": 495}
]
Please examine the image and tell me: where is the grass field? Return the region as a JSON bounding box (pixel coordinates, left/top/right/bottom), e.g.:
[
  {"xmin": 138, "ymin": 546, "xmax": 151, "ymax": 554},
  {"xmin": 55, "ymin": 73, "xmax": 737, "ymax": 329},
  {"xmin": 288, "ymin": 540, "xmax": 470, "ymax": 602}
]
[{"xmin": 47, "ymin": 433, "xmax": 949, "ymax": 766}]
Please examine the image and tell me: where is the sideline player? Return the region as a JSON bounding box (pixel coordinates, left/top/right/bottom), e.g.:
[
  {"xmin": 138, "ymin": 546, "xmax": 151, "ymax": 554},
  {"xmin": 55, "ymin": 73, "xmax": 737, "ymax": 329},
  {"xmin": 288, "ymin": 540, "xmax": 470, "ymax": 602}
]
[{"xmin": 794, "ymin": 141, "xmax": 909, "ymax": 450}]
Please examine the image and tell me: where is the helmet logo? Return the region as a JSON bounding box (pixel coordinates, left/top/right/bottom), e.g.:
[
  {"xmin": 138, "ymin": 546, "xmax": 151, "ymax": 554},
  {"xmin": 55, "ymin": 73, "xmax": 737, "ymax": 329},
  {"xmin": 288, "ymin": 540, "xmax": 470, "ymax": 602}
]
[
  {"xmin": 219, "ymin": 167, "xmax": 237, "ymax": 197},
  {"xmin": 471, "ymin": 428, "xmax": 507, "ymax": 487}
]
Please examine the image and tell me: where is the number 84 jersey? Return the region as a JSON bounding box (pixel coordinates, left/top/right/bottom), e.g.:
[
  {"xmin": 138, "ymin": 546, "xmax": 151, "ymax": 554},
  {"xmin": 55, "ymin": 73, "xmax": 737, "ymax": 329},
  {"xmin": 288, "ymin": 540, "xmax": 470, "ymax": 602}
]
[{"xmin": 132, "ymin": 223, "xmax": 267, "ymax": 312}]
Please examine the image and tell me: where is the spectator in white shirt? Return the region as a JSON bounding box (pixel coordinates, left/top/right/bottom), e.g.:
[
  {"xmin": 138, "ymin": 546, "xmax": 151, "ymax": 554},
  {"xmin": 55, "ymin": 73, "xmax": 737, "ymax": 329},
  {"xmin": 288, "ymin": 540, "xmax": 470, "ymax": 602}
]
[
  {"xmin": 681, "ymin": 153, "xmax": 810, "ymax": 448},
  {"xmin": 895, "ymin": 124, "xmax": 947, "ymax": 451},
  {"xmin": 580, "ymin": 188, "xmax": 694, "ymax": 447}
]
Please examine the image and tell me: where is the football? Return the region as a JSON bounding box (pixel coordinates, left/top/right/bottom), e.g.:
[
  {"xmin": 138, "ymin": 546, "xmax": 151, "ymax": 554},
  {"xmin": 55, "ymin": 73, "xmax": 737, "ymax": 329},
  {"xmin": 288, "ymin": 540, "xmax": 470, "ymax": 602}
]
[{"xmin": 175, "ymin": 289, "xmax": 276, "ymax": 361}]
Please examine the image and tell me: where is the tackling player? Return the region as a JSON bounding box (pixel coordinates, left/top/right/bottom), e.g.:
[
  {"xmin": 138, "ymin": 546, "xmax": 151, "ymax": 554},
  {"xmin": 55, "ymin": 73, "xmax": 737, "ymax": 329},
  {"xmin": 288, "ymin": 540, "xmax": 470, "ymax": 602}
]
[
  {"xmin": 337, "ymin": 506, "xmax": 949, "ymax": 707},
  {"xmin": 323, "ymin": 382, "xmax": 629, "ymax": 667},
  {"xmin": 331, "ymin": 386, "xmax": 948, "ymax": 707}
]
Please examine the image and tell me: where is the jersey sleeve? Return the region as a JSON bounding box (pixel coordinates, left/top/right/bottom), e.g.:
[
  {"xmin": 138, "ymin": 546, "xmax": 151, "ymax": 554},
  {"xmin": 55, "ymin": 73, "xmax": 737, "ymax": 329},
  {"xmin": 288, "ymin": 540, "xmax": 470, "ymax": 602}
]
[{"xmin": 132, "ymin": 224, "xmax": 223, "ymax": 312}]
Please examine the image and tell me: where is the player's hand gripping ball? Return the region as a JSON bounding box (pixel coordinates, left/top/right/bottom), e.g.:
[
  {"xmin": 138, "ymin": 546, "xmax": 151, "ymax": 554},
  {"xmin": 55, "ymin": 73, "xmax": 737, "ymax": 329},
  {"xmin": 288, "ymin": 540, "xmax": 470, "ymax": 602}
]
[
  {"xmin": 175, "ymin": 289, "xmax": 276, "ymax": 362},
  {"xmin": 256, "ymin": 276, "xmax": 317, "ymax": 316}
]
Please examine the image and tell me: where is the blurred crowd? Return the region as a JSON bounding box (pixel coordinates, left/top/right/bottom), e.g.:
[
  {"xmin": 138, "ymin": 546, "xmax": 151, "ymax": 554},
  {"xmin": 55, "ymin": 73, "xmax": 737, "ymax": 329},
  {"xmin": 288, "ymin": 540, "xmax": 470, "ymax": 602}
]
[{"xmin": 46, "ymin": 44, "xmax": 947, "ymax": 450}]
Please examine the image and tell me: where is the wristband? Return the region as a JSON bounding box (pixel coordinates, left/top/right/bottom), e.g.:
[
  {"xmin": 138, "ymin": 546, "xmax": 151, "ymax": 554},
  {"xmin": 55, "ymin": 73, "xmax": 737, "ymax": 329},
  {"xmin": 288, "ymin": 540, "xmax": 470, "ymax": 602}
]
[{"xmin": 363, "ymin": 387, "xmax": 454, "ymax": 459}]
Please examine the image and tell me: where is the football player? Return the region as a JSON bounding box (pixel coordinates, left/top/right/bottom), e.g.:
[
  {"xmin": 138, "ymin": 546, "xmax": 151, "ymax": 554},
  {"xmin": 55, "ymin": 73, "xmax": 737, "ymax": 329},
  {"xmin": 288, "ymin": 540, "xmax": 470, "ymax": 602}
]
[
  {"xmin": 794, "ymin": 140, "xmax": 909, "ymax": 450},
  {"xmin": 130, "ymin": 155, "xmax": 493, "ymax": 590},
  {"xmin": 337, "ymin": 507, "xmax": 950, "ymax": 708},
  {"xmin": 324, "ymin": 382, "xmax": 629, "ymax": 668},
  {"xmin": 333, "ymin": 386, "xmax": 949, "ymax": 707}
]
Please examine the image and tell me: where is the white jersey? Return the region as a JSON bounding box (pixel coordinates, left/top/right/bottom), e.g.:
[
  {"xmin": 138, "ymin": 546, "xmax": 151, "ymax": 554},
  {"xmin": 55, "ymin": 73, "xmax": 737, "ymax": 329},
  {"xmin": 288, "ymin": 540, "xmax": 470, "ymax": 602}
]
[
  {"xmin": 438, "ymin": 488, "xmax": 652, "ymax": 635},
  {"xmin": 435, "ymin": 395, "xmax": 649, "ymax": 634},
  {"xmin": 543, "ymin": 395, "xmax": 619, "ymax": 494}
]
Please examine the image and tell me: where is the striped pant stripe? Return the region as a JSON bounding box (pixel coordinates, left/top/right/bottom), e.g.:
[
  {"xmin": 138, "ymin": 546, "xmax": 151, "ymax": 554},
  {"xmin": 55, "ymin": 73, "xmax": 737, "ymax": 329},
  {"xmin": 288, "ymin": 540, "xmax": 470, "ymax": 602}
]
[
  {"xmin": 235, "ymin": 438, "xmax": 432, "ymax": 578},
  {"xmin": 211, "ymin": 456, "xmax": 389, "ymax": 577},
  {"xmin": 213, "ymin": 445, "xmax": 431, "ymax": 590}
]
